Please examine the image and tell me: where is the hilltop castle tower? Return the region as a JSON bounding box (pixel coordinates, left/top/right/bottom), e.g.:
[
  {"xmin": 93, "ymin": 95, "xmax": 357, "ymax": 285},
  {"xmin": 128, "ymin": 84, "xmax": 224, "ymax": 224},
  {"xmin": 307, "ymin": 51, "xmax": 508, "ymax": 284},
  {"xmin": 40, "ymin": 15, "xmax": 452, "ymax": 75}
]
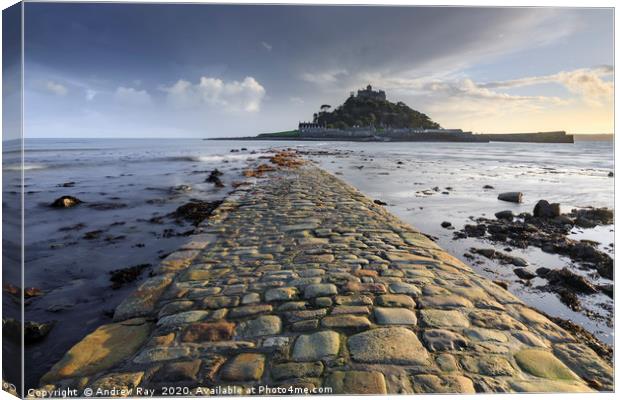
[{"xmin": 355, "ymin": 84, "xmax": 386, "ymax": 101}]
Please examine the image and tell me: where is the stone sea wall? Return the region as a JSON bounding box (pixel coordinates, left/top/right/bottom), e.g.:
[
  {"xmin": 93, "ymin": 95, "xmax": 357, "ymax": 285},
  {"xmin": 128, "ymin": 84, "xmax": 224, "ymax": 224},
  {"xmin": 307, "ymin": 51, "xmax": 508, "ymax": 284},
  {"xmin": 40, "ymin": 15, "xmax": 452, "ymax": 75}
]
[{"xmin": 34, "ymin": 152, "xmax": 612, "ymax": 396}]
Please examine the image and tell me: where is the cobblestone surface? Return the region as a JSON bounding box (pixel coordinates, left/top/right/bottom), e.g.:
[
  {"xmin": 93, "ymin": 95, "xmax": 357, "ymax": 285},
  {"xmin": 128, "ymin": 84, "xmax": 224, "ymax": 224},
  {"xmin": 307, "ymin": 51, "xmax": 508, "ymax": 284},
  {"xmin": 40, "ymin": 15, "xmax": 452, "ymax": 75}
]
[{"xmin": 38, "ymin": 157, "xmax": 613, "ymax": 395}]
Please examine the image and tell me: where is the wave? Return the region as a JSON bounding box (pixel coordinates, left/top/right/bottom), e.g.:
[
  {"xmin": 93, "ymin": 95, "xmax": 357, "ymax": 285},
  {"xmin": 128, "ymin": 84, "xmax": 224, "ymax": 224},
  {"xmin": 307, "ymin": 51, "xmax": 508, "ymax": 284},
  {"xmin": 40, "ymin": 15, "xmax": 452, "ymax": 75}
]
[
  {"xmin": 195, "ymin": 152, "xmax": 271, "ymax": 162},
  {"xmin": 4, "ymin": 148, "xmax": 107, "ymax": 154},
  {"xmin": 3, "ymin": 163, "xmax": 49, "ymax": 171},
  {"xmin": 2, "ymin": 152, "xmax": 272, "ymax": 172},
  {"xmin": 156, "ymin": 152, "xmax": 271, "ymax": 163}
]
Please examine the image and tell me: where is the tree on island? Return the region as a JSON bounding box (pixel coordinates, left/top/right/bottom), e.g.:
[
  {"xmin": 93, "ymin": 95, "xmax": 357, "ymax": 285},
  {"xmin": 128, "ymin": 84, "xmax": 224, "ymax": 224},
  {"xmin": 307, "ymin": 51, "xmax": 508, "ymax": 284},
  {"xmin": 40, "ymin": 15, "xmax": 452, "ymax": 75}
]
[{"xmin": 312, "ymin": 90, "xmax": 440, "ymax": 129}]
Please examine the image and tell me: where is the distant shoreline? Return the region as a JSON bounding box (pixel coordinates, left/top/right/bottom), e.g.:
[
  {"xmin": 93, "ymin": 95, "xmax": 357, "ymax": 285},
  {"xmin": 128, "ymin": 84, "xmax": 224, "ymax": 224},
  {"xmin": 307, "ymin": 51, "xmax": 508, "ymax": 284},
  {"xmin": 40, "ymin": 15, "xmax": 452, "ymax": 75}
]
[
  {"xmin": 208, "ymin": 130, "xmax": 577, "ymax": 144},
  {"xmin": 573, "ymin": 134, "xmax": 614, "ymax": 141}
]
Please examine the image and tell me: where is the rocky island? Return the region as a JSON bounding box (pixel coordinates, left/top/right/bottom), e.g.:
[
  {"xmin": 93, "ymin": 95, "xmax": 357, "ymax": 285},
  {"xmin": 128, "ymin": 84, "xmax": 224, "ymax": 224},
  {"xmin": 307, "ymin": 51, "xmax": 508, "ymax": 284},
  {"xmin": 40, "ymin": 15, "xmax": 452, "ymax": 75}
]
[{"xmin": 211, "ymin": 85, "xmax": 574, "ymax": 143}]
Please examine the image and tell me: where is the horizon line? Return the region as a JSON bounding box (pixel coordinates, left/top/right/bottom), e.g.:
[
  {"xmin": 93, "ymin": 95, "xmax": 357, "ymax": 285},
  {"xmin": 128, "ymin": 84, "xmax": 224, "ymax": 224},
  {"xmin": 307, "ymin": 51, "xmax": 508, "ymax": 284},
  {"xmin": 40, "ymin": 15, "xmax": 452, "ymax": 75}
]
[{"xmin": 2, "ymin": 132, "xmax": 615, "ymax": 142}]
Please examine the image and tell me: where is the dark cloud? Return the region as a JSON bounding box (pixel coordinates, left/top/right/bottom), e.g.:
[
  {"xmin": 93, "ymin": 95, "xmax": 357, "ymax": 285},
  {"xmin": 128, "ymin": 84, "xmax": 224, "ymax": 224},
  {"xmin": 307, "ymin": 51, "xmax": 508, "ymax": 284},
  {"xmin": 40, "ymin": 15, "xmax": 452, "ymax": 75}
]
[{"xmin": 24, "ymin": 5, "xmax": 585, "ymax": 83}]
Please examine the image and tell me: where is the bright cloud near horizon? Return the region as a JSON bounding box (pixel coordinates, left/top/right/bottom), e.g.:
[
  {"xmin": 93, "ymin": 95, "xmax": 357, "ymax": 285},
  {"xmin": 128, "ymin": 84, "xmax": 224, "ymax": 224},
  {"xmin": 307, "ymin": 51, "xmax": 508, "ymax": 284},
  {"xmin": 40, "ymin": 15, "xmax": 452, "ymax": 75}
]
[{"xmin": 20, "ymin": 4, "xmax": 613, "ymax": 137}]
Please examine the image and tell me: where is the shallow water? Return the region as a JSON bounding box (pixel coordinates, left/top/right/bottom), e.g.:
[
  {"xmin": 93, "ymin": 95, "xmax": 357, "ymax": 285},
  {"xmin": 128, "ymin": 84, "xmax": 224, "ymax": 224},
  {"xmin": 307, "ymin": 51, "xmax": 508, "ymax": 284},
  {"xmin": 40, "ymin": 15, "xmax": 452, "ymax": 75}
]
[{"xmin": 2, "ymin": 138, "xmax": 614, "ymax": 388}]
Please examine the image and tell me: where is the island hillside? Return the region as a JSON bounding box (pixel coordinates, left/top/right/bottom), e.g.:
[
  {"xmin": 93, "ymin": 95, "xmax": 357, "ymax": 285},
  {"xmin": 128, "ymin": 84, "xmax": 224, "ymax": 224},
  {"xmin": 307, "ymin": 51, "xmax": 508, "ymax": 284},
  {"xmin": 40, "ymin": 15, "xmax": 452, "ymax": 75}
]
[{"xmin": 312, "ymin": 85, "xmax": 440, "ymax": 130}]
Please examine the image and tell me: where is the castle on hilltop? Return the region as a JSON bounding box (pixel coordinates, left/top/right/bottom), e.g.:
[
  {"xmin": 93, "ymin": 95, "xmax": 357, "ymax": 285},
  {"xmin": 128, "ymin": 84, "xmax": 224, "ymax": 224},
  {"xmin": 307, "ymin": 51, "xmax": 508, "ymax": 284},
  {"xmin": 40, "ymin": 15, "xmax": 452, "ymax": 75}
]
[
  {"xmin": 352, "ymin": 84, "xmax": 386, "ymax": 101},
  {"xmin": 296, "ymin": 84, "xmax": 485, "ymax": 141}
]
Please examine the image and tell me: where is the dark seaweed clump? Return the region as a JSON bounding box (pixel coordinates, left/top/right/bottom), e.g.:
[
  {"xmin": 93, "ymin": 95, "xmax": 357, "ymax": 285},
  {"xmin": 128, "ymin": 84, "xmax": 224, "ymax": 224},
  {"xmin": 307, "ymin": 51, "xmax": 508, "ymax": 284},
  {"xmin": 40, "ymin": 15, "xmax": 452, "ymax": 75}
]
[
  {"xmin": 173, "ymin": 200, "xmax": 223, "ymax": 226},
  {"xmin": 109, "ymin": 263, "xmax": 152, "ymax": 289}
]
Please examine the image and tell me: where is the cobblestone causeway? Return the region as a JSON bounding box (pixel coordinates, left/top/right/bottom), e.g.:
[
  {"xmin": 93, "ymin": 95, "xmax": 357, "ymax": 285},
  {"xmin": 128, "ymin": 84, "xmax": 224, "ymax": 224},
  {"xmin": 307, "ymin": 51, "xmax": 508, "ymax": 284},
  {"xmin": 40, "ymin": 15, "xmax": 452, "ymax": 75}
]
[{"xmin": 37, "ymin": 158, "xmax": 613, "ymax": 395}]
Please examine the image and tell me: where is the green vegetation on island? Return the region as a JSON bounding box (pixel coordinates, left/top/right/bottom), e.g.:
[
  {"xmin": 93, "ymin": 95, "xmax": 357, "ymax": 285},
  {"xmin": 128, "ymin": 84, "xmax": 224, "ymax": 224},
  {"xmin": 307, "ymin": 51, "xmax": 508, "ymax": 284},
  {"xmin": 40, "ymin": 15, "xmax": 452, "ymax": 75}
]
[
  {"xmin": 312, "ymin": 86, "xmax": 440, "ymax": 129},
  {"xmin": 257, "ymin": 130, "xmax": 300, "ymax": 138}
]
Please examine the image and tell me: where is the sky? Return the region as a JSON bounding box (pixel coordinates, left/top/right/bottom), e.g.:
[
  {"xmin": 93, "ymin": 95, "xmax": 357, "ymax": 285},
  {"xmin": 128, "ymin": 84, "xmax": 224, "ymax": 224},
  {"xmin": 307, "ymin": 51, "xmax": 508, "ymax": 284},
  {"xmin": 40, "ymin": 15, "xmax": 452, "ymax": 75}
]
[
  {"xmin": 3, "ymin": 2, "xmax": 22, "ymax": 142},
  {"xmin": 21, "ymin": 3, "xmax": 614, "ymax": 138}
]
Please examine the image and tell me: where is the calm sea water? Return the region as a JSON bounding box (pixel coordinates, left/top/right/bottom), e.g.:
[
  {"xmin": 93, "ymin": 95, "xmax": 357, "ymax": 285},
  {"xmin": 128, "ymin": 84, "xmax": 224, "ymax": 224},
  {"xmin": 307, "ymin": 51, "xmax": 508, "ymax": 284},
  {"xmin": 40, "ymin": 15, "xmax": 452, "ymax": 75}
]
[{"xmin": 1, "ymin": 138, "xmax": 614, "ymax": 388}]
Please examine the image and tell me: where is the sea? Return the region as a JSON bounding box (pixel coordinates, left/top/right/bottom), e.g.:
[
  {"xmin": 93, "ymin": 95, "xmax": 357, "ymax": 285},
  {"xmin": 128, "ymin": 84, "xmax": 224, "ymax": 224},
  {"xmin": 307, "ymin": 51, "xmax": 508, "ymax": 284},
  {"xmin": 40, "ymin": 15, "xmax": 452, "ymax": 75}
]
[{"xmin": 1, "ymin": 138, "xmax": 614, "ymax": 388}]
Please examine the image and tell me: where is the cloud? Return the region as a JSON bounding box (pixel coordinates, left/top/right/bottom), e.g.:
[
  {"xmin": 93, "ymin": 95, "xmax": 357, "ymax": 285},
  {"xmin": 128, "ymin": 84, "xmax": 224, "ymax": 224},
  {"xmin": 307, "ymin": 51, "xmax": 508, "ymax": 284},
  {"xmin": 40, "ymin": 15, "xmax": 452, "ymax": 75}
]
[
  {"xmin": 378, "ymin": 66, "xmax": 613, "ymax": 132},
  {"xmin": 353, "ymin": 74, "xmax": 562, "ymax": 106},
  {"xmin": 300, "ymin": 69, "xmax": 349, "ymax": 86},
  {"xmin": 289, "ymin": 96, "xmax": 304, "ymax": 104},
  {"xmin": 419, "ymin": 78, "xmax": 565, "ymax": 105},
  {"xmin": 294, "ymin": 8, "xmax": 582, "ymax": 91},
  {"xmin": 337, "ymin": 66, "xmax": 611, "ymax": 133},
  {"xmin": 162, "ymin": 76, "xmax": 266, "ymax": 112},
  {"xmin": 45, "ymin": 81, "xmax": 68, "ymax": 96},
  {"xmin": 261, "ymin": 41, "xmax": 273, "ymax": 52},
  {"xmin": 351, "ymin": 66, "xmax": 612, "ymax": 108},
  {"xmin": 114, "ymin": 86, "xmax": 152, "ymax": 105},
  {"xmin": 478, "ymin": 66, "xmax": 613, "ymax": 103},
  {"xmin": 85, "ymin": 89, "xmax": 97, "ymax": 101}
]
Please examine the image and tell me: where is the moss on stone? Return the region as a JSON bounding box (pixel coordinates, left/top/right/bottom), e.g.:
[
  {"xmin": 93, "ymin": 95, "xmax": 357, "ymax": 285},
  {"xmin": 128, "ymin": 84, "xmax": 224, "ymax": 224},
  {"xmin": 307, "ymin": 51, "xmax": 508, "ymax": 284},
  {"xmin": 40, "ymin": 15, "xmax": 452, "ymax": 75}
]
[
  {"xmin": 514, "ymin": 349, "xmax": 578, "ymax": 380},
  {"xmin": 41, "ymin": 318, "xmax": 152, "ymax": 383}
]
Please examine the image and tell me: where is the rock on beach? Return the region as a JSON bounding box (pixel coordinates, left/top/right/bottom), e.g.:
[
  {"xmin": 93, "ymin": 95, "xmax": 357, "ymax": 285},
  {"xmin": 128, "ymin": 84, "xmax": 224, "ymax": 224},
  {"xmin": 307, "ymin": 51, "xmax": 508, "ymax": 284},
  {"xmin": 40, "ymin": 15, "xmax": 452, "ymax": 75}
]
[
  {"xmin": 50, "ymin": 195, "xmax": 82, "ymax": 208},
  {"xmin": 533, "ymin": 200, "xmax": 561, "ymax": 218},
  {"xmin": 497, "ymin": 192, "xmax": 523, "ymax": 203}
]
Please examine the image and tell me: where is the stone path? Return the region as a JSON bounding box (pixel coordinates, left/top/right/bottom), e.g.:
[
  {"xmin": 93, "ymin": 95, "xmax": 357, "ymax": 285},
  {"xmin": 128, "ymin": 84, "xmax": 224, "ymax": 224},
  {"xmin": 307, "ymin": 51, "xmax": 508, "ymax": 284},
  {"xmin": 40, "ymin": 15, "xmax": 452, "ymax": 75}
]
[{"xmin": 37, "ymin": 157, "xmax": 613, "ymax": 395}]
